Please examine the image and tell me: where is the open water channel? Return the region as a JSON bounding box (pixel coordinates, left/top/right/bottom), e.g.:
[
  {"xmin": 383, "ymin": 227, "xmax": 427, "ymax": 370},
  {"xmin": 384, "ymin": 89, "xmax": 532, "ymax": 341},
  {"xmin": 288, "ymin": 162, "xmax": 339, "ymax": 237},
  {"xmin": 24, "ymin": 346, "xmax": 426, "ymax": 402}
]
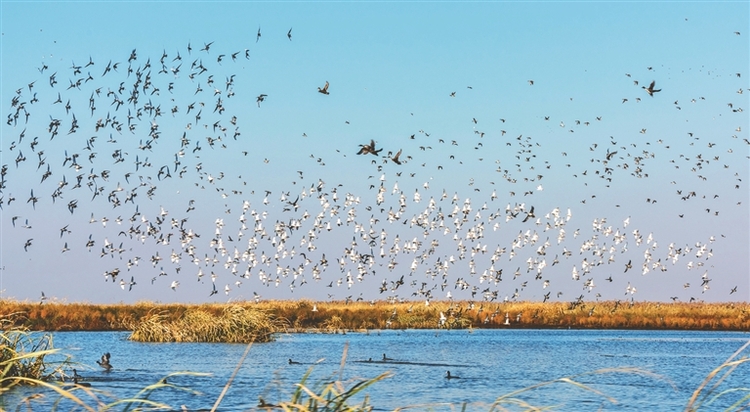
[{"xmin": 4, "ymin": 329, "xmax": 750, "ymax": 411}]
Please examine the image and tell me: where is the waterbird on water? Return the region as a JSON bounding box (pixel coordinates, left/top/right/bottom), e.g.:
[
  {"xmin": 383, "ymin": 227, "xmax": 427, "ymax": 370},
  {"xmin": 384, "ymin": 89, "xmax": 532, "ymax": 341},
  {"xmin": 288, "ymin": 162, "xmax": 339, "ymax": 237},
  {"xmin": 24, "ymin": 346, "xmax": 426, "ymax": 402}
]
[
  {"xmin": 445, "ymin": 371, "xmax": 460, "ymax": 379},
  {"xmin": 71, "ymin": 369, "xmax": 91, "ymax": 387},
  {"xmin": 96, "ymin": 352, "xmax": 112, "ymax": 371}
]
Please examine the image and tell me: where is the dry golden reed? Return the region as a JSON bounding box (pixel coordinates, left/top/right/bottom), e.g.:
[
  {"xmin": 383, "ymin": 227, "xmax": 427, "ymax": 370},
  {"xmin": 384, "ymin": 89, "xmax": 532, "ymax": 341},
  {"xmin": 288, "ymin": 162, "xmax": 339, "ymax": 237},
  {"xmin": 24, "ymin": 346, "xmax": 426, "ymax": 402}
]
[
  {"xmin": 0, "ymin": 313, "xmax": 59, "ymax": 390},
  {"xmin": 2, "ymin": 299, "xmax": 750, "ymax": 333},
  {"xmin": 127, "ymin": 305, "xmax": 284, "ymax": 343}
]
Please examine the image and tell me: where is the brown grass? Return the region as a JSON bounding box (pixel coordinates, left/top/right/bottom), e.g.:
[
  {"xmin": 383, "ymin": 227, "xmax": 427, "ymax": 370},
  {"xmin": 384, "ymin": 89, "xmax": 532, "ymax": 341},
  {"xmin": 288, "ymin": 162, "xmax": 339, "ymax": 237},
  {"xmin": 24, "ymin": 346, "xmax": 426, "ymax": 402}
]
[
  {"xmin": 127, "ymin": 305, "xmax": 284, "ymax": 343},
  {"xmin": 2, "ymin": 299, "xmax": 749, "ymax": 333}
]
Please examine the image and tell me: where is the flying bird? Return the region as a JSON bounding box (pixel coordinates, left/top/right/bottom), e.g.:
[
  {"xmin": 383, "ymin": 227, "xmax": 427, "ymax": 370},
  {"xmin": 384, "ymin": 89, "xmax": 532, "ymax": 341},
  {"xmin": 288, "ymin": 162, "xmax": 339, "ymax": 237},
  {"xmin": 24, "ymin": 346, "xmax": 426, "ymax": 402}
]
[
  {"xmin": 643, "ymin": 80, "xmax": 661, "ymax": 96},
  {"xmin": 390, "ymin": 149, "xmax": 403, "ymax": 165},
  {"xmin": 318, "ymin": 81, "xmax": 329, "ymax": 95},
  {"xmin": 357, "ymin": 140, "xmax": 382, "ymax": 156}
]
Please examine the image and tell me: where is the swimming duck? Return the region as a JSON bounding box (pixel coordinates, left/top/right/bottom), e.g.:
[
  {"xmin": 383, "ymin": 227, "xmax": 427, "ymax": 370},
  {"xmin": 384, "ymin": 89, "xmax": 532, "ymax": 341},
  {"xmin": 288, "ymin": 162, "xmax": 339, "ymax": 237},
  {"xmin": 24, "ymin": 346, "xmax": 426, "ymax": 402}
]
[
  {"xmin": 72, "ymin": 369, "xmax": 91, "ymax": 387},
  {"xmin": 445, "ymin": 371, "xmax": 460, "ymax": 379}
]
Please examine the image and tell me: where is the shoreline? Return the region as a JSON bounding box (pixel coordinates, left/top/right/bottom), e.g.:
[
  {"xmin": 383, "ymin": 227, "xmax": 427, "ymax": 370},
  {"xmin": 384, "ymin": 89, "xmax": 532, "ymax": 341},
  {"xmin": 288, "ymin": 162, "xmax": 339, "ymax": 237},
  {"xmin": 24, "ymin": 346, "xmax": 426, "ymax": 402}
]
[{"xmin": 2, "ymin": 299, "xmax": 748, "ymax": 332}]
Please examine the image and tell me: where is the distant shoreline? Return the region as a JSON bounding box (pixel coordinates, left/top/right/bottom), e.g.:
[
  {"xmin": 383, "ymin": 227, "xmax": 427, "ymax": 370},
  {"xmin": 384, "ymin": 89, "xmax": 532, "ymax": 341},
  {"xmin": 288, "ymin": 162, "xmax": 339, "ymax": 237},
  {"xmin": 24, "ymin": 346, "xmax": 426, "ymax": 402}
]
[{"xmin": 2, "ymin": 299, "xmax": 748, "ymax": 332}]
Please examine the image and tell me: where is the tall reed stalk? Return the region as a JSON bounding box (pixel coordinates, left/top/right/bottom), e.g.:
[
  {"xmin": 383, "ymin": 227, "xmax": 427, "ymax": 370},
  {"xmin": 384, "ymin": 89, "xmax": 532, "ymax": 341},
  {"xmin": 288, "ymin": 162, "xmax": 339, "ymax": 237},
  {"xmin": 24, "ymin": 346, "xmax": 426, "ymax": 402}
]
[{"xmin": 0, "ymin": 312, "xmax": 60, "ymax": 391}]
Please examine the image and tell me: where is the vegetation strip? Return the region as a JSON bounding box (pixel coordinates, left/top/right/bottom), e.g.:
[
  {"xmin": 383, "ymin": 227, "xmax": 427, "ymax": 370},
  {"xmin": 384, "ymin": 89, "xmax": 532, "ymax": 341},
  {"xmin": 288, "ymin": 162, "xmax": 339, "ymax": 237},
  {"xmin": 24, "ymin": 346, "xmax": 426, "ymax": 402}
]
[{"xmin": 1, "ymin": 299, "xmax": 749, "ymax": 332}]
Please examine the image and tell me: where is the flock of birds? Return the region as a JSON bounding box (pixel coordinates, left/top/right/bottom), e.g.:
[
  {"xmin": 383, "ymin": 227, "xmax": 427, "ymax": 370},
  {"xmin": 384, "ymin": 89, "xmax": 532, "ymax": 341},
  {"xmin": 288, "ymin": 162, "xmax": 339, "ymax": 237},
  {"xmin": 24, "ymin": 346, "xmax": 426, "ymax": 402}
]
[{"xmin": 2, "ymin": 28, "xmax": 747, "ymax": 309}]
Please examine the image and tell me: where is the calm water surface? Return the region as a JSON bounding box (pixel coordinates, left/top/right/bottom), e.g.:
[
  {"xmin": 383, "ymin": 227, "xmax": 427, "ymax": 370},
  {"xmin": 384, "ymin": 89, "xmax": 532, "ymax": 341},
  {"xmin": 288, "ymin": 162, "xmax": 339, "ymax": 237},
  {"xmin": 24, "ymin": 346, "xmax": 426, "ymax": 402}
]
[{"xmin": 4, "ymin": 329, "xmax": 749, "ymax": 411}]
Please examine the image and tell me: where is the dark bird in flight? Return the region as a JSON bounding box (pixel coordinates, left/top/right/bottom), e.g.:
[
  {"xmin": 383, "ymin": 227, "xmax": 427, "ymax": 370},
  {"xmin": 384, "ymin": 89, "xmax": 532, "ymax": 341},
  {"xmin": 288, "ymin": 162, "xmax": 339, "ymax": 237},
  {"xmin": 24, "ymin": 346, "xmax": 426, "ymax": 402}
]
[
  {"xmin": 390, "ymin": 149, "xmax": 403, "ymax": 165},
  {"xmin": 96, "ymin": 353, "xmax": 113, "ymax": 371},
  {"xmin": 256, "ymin": 27, "xmax": 261, "ymax": 43},
  {"xmin": 287, "ymin": 28, "xmax": 293, "ymax": 41},
  {"xmin": 643, "ymin": 80, "xmax": 661, "ymax": 96},
  {"xmin": 522, "ymin": 206, "xmax": 536, "ymax": 223},
  {"xmin": 357, "ymin": 140, "xmax": 382, "ymax": 156},
  {"xmin": 256, "ymin": 94, "xmax": 267, "ymax": 107},
  {"xmin": 318, "ymin": 81, "xmax": 329, "ymax": 95},
  {"xmin": 200, "ymin": 41, "xmax": 214, "ymax": 53}
]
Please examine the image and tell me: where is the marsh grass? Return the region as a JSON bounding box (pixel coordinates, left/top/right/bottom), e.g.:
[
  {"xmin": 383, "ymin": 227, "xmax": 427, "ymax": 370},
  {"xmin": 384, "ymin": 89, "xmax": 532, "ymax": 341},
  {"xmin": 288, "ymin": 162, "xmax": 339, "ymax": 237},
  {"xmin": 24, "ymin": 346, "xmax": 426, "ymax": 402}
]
[
  {"xmin": 8, "ymin": 371, "xmax": 210, "ymax": 411},
  {"xmin": 127, "ymin": 304, "xmax": 286, "ymax": 343},
  {"xmin": 1, "ymin": 313, "xmax": 209, "ymax": 411},
  {"xmin": 3, "ymin": 299, "xmax": 749, "ymax": 332},
  {"xmin": 0, "ymin": 313, "xmax": 61, "ymax": 390}
]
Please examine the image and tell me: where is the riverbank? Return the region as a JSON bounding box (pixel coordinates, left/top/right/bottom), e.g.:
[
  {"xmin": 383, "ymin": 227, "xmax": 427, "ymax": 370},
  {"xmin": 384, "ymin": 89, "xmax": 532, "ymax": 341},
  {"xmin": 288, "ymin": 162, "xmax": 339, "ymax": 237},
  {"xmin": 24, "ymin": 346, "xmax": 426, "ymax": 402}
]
[{"xmin": 2, "ymin": 299, "xmax": 748, "ymax": 332}]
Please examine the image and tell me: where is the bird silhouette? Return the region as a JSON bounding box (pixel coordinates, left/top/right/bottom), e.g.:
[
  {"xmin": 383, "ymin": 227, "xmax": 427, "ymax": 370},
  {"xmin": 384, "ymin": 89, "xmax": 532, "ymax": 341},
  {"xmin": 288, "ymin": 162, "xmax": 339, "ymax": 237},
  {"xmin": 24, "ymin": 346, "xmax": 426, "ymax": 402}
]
[{"xmin": 643, "ymin": 80, "xmax": 661, "ymax": 96}]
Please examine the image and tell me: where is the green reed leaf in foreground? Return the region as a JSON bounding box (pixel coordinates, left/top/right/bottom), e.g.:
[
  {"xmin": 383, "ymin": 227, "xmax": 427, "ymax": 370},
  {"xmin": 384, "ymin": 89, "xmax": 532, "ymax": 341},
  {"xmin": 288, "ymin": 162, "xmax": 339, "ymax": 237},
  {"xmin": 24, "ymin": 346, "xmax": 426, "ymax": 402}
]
[
  {"xmin": 685, "ymin": 338, "xmax": 750, "ymax": 411},
  {"xmin": 4, "ymin": 376, "xmax": 98, "ymax": 412},
  {"xmin": 211, "ymin": 341, "xmax": 253, "ymax": 412},
  {"xmin": 488, "ymin": 366, "xmax": 673, "ymax": 412},
  {"xmin": 253, "ymin": 343, "xmax": 391, "ymax": 412},
  {"xmin": 115, "ymin": 371, "xmax": 212, "ymax": 412}
]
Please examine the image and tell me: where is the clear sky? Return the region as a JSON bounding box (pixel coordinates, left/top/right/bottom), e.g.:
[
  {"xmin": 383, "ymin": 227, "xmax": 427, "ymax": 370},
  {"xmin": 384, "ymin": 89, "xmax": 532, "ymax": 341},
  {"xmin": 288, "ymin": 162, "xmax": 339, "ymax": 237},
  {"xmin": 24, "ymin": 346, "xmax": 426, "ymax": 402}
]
[{"xmin": 0, "ymin": 1, "xmax": 748, "ymax": 305}]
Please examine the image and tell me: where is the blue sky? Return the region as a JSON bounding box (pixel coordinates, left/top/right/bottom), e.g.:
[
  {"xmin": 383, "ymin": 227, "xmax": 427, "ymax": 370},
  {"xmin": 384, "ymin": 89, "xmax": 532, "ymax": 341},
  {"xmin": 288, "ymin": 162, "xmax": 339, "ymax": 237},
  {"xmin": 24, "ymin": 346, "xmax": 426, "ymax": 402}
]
[{"xmin": 1, "ymin": 1, "xmax": 748, "ymax": 304}]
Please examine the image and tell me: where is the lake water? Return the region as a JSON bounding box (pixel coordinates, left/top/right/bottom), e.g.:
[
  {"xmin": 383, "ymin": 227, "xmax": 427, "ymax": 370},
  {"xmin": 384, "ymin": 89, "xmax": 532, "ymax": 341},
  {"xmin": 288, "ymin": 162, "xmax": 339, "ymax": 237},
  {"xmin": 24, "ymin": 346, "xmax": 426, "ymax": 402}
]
[{"xmin": 3, "ymin": 329, "xmax": 750, "ymax": 411}]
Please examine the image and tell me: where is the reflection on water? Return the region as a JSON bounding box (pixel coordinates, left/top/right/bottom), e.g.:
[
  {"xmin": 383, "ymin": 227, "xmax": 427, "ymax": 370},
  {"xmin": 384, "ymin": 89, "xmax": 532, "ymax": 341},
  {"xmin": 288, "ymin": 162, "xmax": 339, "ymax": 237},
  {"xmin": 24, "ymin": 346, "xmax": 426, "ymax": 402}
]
[{"xmin": 3, "ymin": 329, "xmax": 749, "ymax": 411}]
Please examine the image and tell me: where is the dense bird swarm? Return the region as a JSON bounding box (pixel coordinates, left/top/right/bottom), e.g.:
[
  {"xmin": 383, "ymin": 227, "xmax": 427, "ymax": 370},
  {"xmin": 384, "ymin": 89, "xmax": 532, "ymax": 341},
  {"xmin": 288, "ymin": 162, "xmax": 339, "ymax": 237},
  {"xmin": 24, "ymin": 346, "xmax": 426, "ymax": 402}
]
[{"xmin": 2, "ymin": 32, "xmax": 748, "ymax": 307}]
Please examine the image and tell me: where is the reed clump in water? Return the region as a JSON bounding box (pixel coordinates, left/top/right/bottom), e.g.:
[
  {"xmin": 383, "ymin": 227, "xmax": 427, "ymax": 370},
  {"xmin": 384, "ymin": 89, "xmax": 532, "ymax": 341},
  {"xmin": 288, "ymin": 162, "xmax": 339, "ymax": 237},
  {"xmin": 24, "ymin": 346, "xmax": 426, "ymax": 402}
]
[
  {"xmin": 127, "ymin": 304, "xmax": 285, "ymax": 343},
  {"xmin": 0, "ymin": 313, "xmax": 60, "ymax": 391}
]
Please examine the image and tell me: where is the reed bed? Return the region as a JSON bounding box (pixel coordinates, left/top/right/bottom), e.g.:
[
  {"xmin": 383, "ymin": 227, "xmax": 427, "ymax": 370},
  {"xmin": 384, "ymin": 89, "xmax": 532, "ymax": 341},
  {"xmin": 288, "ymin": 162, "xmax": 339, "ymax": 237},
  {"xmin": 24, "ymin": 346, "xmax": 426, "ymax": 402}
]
[
  {"xmin": 0, "ymin": 313, "xmax": 60, "ymax": 391},
  {"xmin": 2, "ymin": 299, "xmax": 750, "ymax": 333},
  {"xmin": 127, "ymin": 305, "xmax": 285, "ymax": 343}
]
